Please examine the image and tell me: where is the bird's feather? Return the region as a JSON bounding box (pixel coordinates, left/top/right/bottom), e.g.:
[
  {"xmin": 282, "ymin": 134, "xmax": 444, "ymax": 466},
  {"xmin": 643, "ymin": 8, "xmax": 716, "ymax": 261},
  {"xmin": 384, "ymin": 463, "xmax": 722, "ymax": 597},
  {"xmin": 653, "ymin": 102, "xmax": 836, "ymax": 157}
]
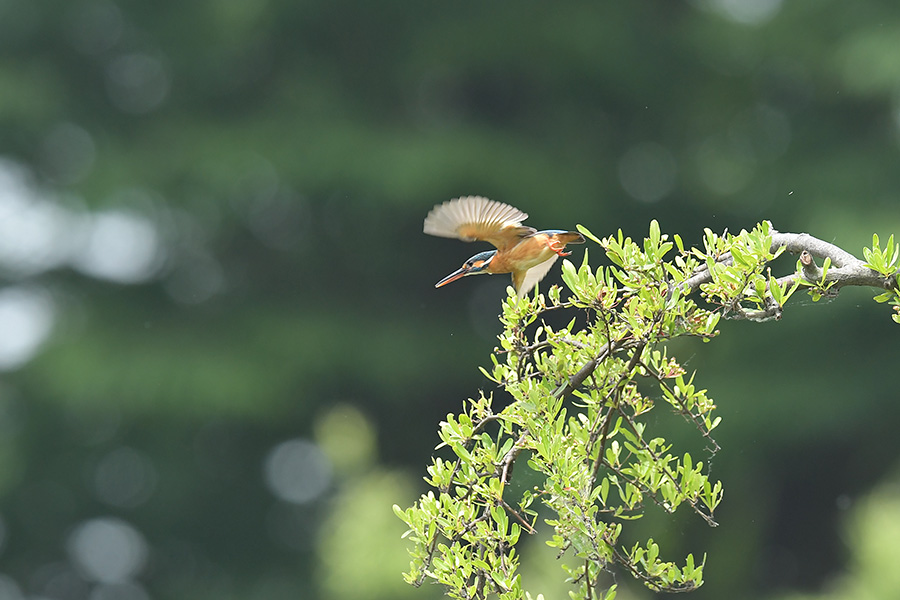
[
  {"xmin": 512, "ymin": 254, "xmax": 559, "ymax": 297},
  {"xmin": 424, "ymin": 196, "xmax": 534, "ymax": 251}
]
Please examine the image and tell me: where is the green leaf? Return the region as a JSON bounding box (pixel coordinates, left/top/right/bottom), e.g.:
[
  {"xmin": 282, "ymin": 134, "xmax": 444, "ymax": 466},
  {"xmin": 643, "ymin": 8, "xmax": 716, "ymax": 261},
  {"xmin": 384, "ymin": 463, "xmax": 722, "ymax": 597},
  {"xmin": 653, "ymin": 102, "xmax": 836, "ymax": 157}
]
[
  {"xmin": 561, "ymin": 258, "xmax": 578, "ymax": 291},
  {"xmin": 649, "ymin": 220, "xmax": 661, "ymax": 250},
  {"xmin": 576, "ymin": 223, "xmax": 604, "ymax": 245}
]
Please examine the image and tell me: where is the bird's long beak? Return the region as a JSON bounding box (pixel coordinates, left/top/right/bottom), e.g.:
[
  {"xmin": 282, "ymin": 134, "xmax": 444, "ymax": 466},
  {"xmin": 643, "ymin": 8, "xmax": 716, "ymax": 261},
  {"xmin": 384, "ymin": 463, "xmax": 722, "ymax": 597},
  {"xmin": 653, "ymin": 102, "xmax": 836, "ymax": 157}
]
[{"xmin": 434, "ymin": 266, "xmax": 471, "ymax": 288}]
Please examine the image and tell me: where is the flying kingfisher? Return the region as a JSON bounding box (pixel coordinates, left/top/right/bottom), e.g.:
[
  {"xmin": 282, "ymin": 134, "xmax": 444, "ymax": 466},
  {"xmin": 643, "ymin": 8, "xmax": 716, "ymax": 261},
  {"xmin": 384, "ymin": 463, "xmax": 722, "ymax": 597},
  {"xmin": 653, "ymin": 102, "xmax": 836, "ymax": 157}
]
[{"xmin": 423, "ymin": 196, "xmax": 585, "ymax": 297}]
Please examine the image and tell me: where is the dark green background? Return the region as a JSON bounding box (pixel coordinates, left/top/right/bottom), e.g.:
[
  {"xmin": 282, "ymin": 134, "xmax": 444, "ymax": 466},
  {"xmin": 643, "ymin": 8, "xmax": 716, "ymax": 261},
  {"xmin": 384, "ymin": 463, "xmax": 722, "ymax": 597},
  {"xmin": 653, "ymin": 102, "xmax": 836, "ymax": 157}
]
[{"xmin": 1, "ymin": 1, "xmax": 899, "ymax": 599}]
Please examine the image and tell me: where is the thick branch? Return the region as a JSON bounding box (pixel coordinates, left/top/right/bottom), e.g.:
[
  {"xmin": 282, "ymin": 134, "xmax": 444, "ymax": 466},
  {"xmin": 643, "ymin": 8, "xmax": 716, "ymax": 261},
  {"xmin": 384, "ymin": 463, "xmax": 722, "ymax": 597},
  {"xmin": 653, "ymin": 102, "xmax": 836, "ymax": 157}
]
[
  {"xmin": 683, "ymin": 227, "xmax": 896, "ymax": 302},
  {"xmin": 770, "ymin": 231, "xmax": 896, "ymax": 290}
]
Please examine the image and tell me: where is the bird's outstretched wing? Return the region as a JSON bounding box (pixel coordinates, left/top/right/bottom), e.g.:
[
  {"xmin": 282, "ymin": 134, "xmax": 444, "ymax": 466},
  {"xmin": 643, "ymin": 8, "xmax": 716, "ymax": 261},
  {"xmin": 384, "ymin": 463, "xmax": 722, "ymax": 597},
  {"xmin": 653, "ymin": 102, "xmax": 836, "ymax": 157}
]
[
  {"xmin": 512, "ymin": 254, "xmax": 558, "ymax": 297},
  {"xmin": 423, "ymin": 196, "xmax": 536, "ymax": 251}
]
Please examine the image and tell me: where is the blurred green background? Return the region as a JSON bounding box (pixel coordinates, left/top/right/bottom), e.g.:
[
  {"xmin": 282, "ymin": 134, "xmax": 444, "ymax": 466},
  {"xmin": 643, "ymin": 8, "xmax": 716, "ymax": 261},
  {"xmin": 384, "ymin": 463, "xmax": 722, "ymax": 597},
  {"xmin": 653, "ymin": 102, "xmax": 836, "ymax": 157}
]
[{"xmin": 1, "ymin": 1, "xmax": 899, "ymax": 599}]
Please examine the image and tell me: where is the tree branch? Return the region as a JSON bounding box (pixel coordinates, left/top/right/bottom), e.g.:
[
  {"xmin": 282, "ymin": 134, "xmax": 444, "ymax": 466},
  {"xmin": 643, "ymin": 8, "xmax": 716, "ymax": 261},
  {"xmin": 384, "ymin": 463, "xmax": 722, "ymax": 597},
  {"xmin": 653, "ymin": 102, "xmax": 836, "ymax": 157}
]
[{"xmin": 684, "ymin": 226, "xmax": 896, "ymax": 296}]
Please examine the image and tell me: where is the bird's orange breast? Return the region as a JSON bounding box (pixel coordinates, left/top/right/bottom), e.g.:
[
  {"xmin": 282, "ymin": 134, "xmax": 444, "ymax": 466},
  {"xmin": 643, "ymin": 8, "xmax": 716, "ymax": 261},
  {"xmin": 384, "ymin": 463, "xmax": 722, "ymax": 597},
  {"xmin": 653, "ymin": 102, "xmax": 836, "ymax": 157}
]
[{"xmin": 486, "ymin": 234, "xmax": 559, "ymax": 274}]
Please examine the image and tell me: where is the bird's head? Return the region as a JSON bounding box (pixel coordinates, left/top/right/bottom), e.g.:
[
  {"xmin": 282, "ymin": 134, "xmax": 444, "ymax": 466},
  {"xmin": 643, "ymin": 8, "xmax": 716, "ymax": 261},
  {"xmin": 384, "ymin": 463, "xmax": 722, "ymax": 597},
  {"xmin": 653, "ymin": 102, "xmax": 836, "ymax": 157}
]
[{"xmin": 435, "ymin": 250, "xmax": 496, "ymax": 288}]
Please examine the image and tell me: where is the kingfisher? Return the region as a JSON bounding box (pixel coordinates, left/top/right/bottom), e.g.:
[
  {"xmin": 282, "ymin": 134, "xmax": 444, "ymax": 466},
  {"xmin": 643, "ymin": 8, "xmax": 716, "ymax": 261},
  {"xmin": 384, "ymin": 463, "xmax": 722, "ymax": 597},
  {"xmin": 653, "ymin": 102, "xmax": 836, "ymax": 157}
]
[{"xmin": 423, "ymin": 196, "xmax": 585, "ymax": 297}]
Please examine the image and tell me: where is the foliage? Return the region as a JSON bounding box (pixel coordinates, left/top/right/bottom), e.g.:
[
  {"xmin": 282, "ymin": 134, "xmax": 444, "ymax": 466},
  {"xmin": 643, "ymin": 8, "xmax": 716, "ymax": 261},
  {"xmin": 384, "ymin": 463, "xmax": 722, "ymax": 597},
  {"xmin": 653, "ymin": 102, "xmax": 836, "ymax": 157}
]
[
  {"xmin": 396, "ymin": 221, "xmax": 899, "ymax": 599},
  {"xmin": 864, "ymin": 233, "xmax": 900, "ymax": 323}
]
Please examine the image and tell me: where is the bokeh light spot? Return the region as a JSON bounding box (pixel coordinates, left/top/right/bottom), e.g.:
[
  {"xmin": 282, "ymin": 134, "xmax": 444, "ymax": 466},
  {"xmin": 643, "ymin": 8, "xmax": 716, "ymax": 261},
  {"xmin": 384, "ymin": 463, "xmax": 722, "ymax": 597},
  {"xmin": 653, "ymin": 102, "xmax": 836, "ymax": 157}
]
[
  {"xmin": 88, "ymin": 581, "xmax": 150, "ymax": 600},
  {"xmin": 32, "ymin": 562, "xmax": 89, "ymax": 599},
  {"xmin": 319, "ymin": 472, "xmax": 419, "ymax": 600},
  {"xmin": 40, "ymin": 122, "xmax": 96, "ymax": 185},
  {"xmin": 0, "ymin": 574, "xmax": 23, "ymax": 600},
  {"xmin": 728, "ymin": 105, "xmax": 792, "ymax": 161},
  {"xmin": 164, "ymin": 251, "xmax": 225, "ymax": 305},
  {"xmin": 314, "ymin": 404, "xmax": 376, "ymax": 474},
  {"xmin": 836, "ymin": 28, "xmax": 900, "ymax": 95},
  {"xmin": 0, "ymin": 287, "xmax": 55, "ymax": 371},
  {"xmin": 72, "ymin": 209, "xmax": 162, "ymax": 283},
  {"xmin": 67, "ymin": 518, "xmax": 148, "ymax": 584},
  {"xmin": 245, "ymin": 190, "xmax": 309, "ymax": 253},
  {"xmin": 105, "ymin": 53, "xmax": 170, "ymax": 114},
  {"xmin": 618, "ymin": 142, "xmax": 677, "ymax": 203},
  {"xmin": 694, "ymin": 134, "xmax": 756, "ymax": 196},
  {"xmin": 0, "ymin": 159, "xmax": 77, "ymax": 276},
  {"xmin": 263, "ymin": 439, "xmax": 332, "ymax": 504},
  {"xmin": 692, "ymin": 0, "xmax": 782, "ymax": 25},
  {"xmin": 66, "ymin": 0, "xmax": 124, "ymax": 55},
  {"xmin": 92, "ymin": 446, "xmax": 158, "ymax": 509}
]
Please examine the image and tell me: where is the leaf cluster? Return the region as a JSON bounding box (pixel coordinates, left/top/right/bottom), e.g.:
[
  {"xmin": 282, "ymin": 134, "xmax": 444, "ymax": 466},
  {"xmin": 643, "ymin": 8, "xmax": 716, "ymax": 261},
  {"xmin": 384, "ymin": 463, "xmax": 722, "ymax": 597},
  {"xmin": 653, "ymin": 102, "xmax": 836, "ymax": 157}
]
[
  {"xmin": 864, "ymin": 233, "xmax": 900, "ymax": 323},
  {"xmin": 396, "ymin": 221, "xmax": 896, "ymax": 600}
]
